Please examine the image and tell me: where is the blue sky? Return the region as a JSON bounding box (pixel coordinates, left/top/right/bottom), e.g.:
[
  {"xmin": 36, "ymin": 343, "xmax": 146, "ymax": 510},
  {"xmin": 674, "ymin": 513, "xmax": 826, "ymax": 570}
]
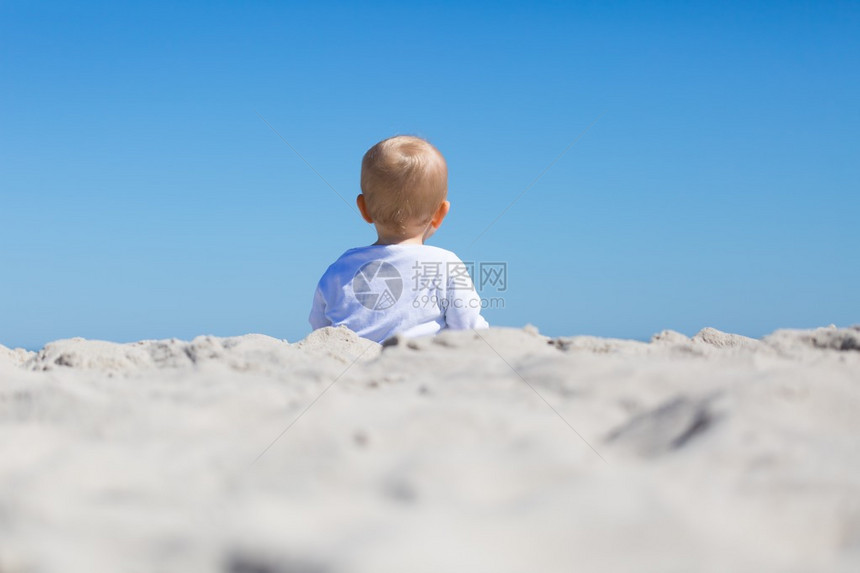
[{"xmin": 1, "ymin": 1, "xmax": 858, "ymax": 349}]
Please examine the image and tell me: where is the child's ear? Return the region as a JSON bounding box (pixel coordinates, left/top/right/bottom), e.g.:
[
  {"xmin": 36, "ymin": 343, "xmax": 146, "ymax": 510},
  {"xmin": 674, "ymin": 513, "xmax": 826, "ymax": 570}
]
[
  {"xmin": 431, "ymin": 200, "xmax": 450, "ymax": 229},
  {"xmin": 356, "ymin": 194, "xmax": 374, "ymax": 223}
]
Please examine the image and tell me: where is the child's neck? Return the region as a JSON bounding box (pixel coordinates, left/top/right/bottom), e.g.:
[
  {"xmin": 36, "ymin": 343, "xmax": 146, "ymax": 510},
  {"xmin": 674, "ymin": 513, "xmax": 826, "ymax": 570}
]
[
  {"xmin": 373, "ymin": 225, "xmax": 431, "ymax": 246},
  {"xmin": 373, "ymin": 234, "xmax": 425, "ymax": 246}
]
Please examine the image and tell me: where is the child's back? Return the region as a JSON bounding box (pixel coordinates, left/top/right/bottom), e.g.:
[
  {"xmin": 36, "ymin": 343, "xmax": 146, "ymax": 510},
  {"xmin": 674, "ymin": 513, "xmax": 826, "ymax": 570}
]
[
  {"xmin": 310, "ymin": 243, "xmax": 487, "ymax": 342},
  {"xmin": 309, "ymin": 135, "xmax": 489, "ymax": 343}
]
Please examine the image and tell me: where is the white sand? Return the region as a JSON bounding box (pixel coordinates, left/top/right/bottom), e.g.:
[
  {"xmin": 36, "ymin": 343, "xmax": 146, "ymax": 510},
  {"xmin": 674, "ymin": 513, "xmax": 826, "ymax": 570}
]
[{"xmin": 1, "ymin": 325, "xmax": 858, "ymax": 572}]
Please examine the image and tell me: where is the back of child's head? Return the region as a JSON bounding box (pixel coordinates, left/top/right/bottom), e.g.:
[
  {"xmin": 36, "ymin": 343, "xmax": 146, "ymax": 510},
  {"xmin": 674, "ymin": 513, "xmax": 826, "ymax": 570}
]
[{"xmin": 360, "ymin": 135, "xmax": 448, "ymax": 233}]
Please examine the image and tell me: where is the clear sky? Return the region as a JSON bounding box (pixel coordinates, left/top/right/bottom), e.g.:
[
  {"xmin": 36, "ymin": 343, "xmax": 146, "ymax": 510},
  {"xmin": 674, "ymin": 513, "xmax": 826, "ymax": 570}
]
[{"xmin": 2, "ymin": 1, "xmax": 858, "ymax": 350}]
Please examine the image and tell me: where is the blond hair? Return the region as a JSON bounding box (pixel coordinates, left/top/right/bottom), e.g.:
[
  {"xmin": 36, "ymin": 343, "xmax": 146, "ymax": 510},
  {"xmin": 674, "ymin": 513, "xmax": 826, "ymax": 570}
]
[{"xmin": 360, "ymin": 135, "xmax": 448, "ymax": 231}]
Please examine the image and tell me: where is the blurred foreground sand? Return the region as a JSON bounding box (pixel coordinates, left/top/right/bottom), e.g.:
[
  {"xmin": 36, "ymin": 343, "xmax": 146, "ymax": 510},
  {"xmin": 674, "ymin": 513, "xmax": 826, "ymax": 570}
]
[{"xmin": 1, "ymin": 325, "xmax": 859, "ymax": 572}]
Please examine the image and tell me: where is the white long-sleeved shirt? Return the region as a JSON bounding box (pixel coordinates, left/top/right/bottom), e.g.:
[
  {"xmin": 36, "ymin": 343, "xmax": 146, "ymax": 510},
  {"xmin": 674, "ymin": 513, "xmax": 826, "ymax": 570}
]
[{"xmin": 309, "ymin": 244, "xmax": 489, "ymax": 343}]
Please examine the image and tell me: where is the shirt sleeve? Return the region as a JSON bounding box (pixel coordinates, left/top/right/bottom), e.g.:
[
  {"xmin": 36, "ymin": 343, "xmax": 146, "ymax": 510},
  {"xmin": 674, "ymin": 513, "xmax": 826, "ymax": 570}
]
[
  {"xmin": 443, "ymin": 259, "xmax": 490, "ymax": 331},
  {"xmin": 308, "ymin": 284, "xmax": 332, "ymax": 330}
]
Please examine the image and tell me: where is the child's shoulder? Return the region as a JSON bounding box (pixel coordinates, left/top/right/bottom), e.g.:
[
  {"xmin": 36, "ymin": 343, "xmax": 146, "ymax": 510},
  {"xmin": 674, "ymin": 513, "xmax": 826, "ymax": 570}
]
[
  {"xmin": 338, "ymin": 243, "xmax": 462, "ymax": 261},
  {"xmin": 408, "ymin": 243, "xmax": 462, "ymax": 261},
  {"xmin": 317, "ymin": 245, "xmax": 399, "ymax": 280},
  {"xmin": 322, "ymin": 244, "xmax": 463, "ymax": 273}
]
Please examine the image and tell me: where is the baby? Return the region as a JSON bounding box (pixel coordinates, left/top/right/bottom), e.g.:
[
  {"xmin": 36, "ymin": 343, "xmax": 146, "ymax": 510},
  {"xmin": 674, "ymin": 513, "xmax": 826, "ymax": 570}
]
[{"xmin": 309, "ymin": 135, "xmax": 489, "ymax": 343}]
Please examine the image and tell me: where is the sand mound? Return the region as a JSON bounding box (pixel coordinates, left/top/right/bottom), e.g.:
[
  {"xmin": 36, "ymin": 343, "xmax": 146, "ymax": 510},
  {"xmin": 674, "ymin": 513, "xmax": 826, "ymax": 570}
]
[
  {"xmin": 0, "ymin": 325, "xmax": 858, "ymax": 572},
  {"xmin": 0, "ymin": 345, "xmax": 35, "ymax": 368},
  {"xmin": 15, "ymin": 327, "xmax": 379, "ymax": 376},
  {"xmin": 764, "ymin": 324, "xmax": 860, "ymax": 353}
]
